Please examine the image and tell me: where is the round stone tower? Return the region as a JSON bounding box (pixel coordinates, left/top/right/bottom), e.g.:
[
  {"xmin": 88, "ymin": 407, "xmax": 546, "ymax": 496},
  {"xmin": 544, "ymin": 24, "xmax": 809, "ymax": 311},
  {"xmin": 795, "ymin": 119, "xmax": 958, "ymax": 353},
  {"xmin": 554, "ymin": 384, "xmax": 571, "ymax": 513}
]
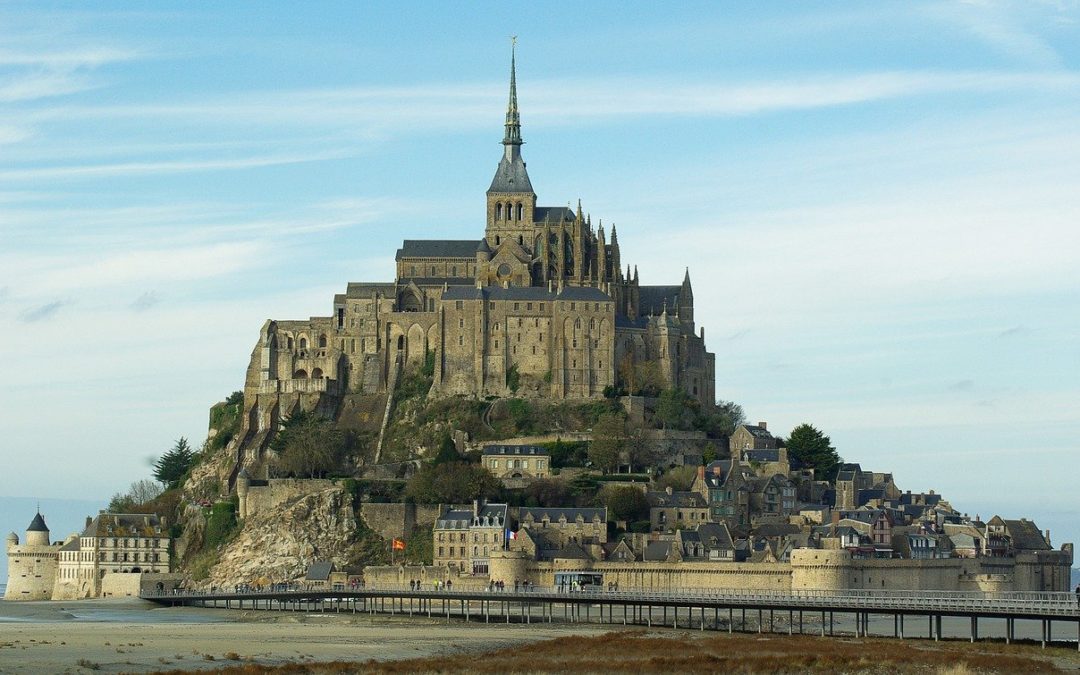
[
  {"xmin": 25, "ymin": 512, "xmax": 50, "ymax": 546},
  {"xmin": 4, "ymin": 512, "xmax": 59, "ymax": 601}
]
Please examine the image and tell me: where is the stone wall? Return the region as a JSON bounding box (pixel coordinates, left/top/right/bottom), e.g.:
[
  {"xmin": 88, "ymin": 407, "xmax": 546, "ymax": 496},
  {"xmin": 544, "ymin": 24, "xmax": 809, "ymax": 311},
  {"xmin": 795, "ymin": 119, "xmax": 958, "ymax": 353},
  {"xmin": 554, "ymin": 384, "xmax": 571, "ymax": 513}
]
[
  {"xmin": 375, "ymin": 547, "xmax": 1073, "ymax": 594},
  {"xmin": 4, "ymin": 543, "xmax": 59, "ymax": 601},
  {"xmin": 239, "ymin": 478, "xmax": 336, "ymax": 520},
  {"xmin": 360, "ymin": 503, "xmax": 444, "ymax": 542},
  {"xmin": 101, "ymin": 572, "xmax": 185, "ymax": 598}
]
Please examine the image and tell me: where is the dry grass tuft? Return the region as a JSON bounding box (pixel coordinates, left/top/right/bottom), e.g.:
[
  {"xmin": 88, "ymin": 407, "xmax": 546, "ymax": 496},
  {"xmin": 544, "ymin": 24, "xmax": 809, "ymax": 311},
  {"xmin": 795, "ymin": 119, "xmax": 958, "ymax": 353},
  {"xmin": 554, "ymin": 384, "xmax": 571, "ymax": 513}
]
[{"xmin": 147, "ymin": 630, "xmax": 1069, "ymax": 674}]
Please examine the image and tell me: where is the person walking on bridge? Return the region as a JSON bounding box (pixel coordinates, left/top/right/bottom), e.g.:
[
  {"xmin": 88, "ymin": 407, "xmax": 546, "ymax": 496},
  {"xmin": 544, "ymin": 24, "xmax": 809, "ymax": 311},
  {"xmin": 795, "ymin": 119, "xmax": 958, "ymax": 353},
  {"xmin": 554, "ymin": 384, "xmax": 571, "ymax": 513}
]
[{"xmin": 1074, "ymin": 582, "xmax": 1080, "ymax": 608}]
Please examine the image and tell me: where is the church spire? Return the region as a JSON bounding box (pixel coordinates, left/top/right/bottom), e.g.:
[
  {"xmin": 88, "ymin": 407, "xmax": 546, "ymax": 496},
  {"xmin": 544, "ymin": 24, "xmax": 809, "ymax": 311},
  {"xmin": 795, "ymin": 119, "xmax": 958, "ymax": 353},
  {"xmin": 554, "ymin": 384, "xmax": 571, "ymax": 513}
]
[{"xmin": 503, "ymin": 37, "xmax": 522, "ymax": 148}]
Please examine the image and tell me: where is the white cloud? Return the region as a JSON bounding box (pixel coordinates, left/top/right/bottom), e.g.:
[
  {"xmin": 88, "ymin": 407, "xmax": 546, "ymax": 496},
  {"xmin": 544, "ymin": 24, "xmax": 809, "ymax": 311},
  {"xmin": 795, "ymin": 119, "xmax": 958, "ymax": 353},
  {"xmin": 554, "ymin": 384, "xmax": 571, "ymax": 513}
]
[{"xmin": 0, "ymin": 150, "xmax": 354, "ymax": 182}]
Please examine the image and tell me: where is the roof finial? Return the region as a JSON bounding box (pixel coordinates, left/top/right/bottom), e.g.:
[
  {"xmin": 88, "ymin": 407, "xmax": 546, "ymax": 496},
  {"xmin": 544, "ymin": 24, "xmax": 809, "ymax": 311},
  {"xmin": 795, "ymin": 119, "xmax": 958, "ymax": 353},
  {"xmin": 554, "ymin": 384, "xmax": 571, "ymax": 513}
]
[{"xmin": 503, "ymin": 36, "xmax": 522, "ymax": 147}]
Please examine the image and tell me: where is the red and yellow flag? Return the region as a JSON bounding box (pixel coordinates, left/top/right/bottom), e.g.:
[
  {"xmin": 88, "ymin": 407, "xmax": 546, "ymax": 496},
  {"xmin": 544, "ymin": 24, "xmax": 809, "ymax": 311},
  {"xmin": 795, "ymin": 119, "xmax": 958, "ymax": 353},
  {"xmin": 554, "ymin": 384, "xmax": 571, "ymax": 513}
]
[{"xmin": 392, "ymin": 538, "xmax": 406, "ymax": 551}]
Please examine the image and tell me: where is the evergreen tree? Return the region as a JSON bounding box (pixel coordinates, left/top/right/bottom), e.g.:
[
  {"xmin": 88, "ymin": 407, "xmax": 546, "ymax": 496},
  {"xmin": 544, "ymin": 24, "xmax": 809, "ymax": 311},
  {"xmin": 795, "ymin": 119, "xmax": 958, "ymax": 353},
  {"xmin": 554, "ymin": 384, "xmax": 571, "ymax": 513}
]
[
  {"xmin": 785, "ymin": 423, "xmax": 843, "ymax": 481},
  {"xmin": 153, "ymin": 437, "xmax": 195, "ymax": 489}
]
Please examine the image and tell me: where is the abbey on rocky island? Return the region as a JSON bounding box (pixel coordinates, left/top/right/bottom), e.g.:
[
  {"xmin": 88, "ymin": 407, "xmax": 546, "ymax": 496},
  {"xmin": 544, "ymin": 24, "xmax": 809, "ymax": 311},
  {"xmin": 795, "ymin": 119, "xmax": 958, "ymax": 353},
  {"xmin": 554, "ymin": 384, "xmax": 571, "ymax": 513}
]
[{"xmin": 240, "ymin": 48, "xmax": 715, "ymax": 449}]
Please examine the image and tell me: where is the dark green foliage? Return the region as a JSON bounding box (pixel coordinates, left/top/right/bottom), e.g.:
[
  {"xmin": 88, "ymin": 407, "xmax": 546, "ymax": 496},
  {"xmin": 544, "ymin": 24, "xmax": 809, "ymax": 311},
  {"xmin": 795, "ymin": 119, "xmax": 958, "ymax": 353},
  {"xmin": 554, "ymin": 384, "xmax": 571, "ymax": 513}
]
[
  {"xmin": 786, "ymin": 423, "xmax": 843, "ymax": 481},
  {"xmin": 153, "ymin": 437, "xmax": 196, "ymax": 489},
  {"xmin": 567, "ymin": 473, "xmax": 600, "ymax": 499},
  {"xmin": 432, "ymin": 435, "xmax": 461, "ymax": 465},
  {"xmin": 630, "ymin": 520, "xmax": 652, "ymax": 533},
  {"xmin": 694, "ymin": 399, "xmax": 745, "ymax": 438},
  {"xmin": 602, "ymin": 486, "xmax": 650, "ymax": 522},
  {"xmin": 656, "ymin": 388, "xmax": 692, "ymax": 430},
  {"xmin": 655, "ymin": 465, "xmax": 698, "ymax": 492},
  {"xmin": 506, "ymin": 364, "xmax": 520, "ymax": 393},
  {"xmin": 543, "ymin": 440, "xmax": 589, "ymax": 468},
  {"xmin": 402, "ymin": 525, "xmax": 433, "ymax": 565},
  {"xmin": 420, "ymin": 349, "xmax": 436, "ymax": 378},
  {"xmin": 270, "ymin": 410, "xmax": 355, "ymax": 478},
  {"xmin": 346, "ymin": 518, "xmax": 390, "ymax": 569},
  {"xmin": 404, "ymin": 461, "xmax": 502, "ymax": 504},
  {"xmin": 589, "ymin": 413, "xmax": 626, "ymax": 473},
  {"xmin": 702, "ymin": 444, "xmax": 720, "ymax": 465},
  {"xmin": 209, "ymin": 394, "xmax": 244, "ymax": 451},
  {"xmin": 523, "ymin": 478, "xmax": 571, "ymax": 507},
  {"xmin": 593, "ymin": 474, "xmax": 650, "ymax": 482},
  {"xmin": 107, "ymin": 492, "xmax": 136, "ymax": 513},
  {"xmin": 394, "ymin": 365, "xmax": 433, "ymax": 407},
  {"xmin": 204, "ymin": 501, "xmax": 237, "ymax": 549},
  {"xmin": 343, "ymin": 478, "xmax": 406, "ymax": 505}
]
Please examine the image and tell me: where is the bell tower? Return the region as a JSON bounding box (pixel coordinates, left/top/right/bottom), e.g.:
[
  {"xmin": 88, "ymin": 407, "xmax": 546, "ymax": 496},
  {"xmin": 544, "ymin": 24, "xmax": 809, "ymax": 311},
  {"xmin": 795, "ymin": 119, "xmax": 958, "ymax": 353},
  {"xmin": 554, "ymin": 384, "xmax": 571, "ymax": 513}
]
[{"xmin": 486, "ymin": 38, "xmax": 536, "ymax": 249}]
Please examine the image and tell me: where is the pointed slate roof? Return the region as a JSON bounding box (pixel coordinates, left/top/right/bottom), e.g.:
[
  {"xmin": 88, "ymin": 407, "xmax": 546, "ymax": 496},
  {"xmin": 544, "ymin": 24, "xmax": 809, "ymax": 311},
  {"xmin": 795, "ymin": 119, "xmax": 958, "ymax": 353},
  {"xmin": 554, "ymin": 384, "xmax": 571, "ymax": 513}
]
[
  {"xmin": 489, "ymin": 43, "xmax": 534, "ymax": 194},
  {"xmin": 27, "ymin": 512, "xmax": 48, "ymax": 532}
]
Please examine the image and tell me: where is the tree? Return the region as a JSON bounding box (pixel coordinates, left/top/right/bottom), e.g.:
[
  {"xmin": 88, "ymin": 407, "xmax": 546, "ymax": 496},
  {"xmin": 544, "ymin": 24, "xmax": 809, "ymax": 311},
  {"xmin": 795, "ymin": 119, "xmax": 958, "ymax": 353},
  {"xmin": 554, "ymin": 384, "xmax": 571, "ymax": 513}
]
[
  {"xmin": 695, "ymin": 399, "xmax": 745, "ymax": 438},
  {"xmin": 656, "ymin": 388, "xmax": 692, "ymax": 430},
  {"xmin": 625, "ymin": 422, "xmax": 656, "ymax": 473},
  {"xmin": 524, "ymin": 478, "xmax": 571, "ymax": 507},
  {"xmin": 270, "ymin": 410, "xmax": 351, "ymax": 478},
  {"xmin": 786, "ymin": 423, "xmax": 843, "ymax": 482},
  {"xmin": 128, "ymin": 478, "xmax": 164, "ymax": 505},
  {"xmin": 153, "ymin": 437, "xmax": 196, "ymax": 489},
  {"xmin": 404, "ymin": 461, "xmax": 502, "ymax": 504},
  {"xmin": 655, "ymin": 465, "xmax": 698, "ymax": 492},
  {"xmin": 432, "ymin": 435, "xmax": 461, "ymax": 465},
  {"xmin": 589, "ymin": 413, "xmax": 626, "ymax": 473},
  {"xmin": 602, "ymin": 485, "xmax": 649, "ymax": 522}
]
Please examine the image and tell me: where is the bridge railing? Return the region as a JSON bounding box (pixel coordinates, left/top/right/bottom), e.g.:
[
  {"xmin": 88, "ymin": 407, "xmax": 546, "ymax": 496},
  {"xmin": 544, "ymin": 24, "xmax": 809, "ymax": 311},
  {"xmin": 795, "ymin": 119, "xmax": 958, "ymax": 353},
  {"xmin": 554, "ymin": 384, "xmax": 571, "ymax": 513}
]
[{"xmin": 142, "ymin": 584, "xmax": 1080, "ymax": 616}]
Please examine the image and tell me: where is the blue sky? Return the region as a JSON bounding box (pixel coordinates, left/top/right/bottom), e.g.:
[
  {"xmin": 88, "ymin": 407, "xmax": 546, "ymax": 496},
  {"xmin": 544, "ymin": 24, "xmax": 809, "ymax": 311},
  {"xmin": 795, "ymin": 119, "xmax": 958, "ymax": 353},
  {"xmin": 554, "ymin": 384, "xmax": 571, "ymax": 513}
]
[{"xmin": 1, "ymin": 1, "xmax": 1079, "ymax": 564}]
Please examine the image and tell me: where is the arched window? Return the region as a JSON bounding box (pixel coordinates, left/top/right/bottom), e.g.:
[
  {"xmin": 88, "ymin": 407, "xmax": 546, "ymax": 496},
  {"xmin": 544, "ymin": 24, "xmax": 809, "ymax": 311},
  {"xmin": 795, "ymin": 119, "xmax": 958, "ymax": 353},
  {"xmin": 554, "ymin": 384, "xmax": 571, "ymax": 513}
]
[
  {"xmin": 318, "ymin": 334, "xmax": 327, "ymax": 348},
  {"xmin": 299, "ymin": 337, "xmax": 308, "ymax": 350},
  {"xmin": 311, "ymin": 368, "xmax": 323, "ymax": 379},
  {"xmin": 496, "ymin": 203, "xmax": 503, "ymax": 220},
  {"xmin": 495, "ymin": 235, "xmax": 501, "ymax": 245},
  {"xmin": 517, "ymin": 203, "xmax": 523, "ymax": 220},
  {"xmin": 293, "ymin": 369, "xmax": 308, "ymax": 379},
  {"xmin": 518, "ymin": 235, "xmax": 524, "ymax": 245},
  {"xmin": 397, "ymin": 335, "xmax": 405, "ymax": 350}
]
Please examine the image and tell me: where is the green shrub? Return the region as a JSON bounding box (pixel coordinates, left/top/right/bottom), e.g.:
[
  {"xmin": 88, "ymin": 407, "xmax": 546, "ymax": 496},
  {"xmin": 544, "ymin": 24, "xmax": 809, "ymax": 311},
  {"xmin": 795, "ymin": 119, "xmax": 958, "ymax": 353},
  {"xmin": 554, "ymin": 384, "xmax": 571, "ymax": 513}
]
[{"xmin": 204, "ymin": 501, "xmax": 237, "ymax": 549}]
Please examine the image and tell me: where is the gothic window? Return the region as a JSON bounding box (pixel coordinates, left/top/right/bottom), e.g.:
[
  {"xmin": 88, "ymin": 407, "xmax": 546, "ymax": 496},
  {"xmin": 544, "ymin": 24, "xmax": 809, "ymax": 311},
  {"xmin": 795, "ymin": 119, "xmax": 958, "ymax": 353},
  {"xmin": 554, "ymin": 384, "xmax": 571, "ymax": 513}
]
[
  {"xmin": 319, "ymin": 334, "xmax": 327, "ymax": 348},
  {"xmin": 495, "ymin": 235, "xmax": 501, "ymax": 245},
  {"xmin": 293, "ymin": 369, "xmax": 308, "ymax": 379},
  {"xmin": 496, "ymin": 203, "xmax": 503, "ymax": 220},
  {"xmin": 299, "ymin": 337, "xmax": 308, "ymax": 350},
  {"xmin": 517, "ymin": 203, "xmax": 523, "ymax": 220},
  {"xmin": 312, "ymin": 368, "xmax": 323, "ymax": 379},
  {"xmin": 397, "ymin": 335, "xmax": 405, "ymax": 350}
]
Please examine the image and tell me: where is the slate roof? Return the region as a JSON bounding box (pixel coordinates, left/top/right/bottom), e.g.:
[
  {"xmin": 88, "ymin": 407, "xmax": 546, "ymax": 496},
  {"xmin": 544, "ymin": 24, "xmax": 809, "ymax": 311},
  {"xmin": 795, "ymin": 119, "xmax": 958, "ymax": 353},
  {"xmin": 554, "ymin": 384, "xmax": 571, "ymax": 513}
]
[
  {"xmin": 305, "ymin": 561, "xmax": 335, "ymax": 581},
  {"xmin": 441, "ymin": 285, "xmax": 612, "ymax": 302},
  {"xmin": 553, "ymin": 542, "xmax": 592, "ymax": 560},
  {"xmin": 435, "ymin": 503, "xmax": 509, "ymax": 529},
  {"xmin": 646, "ymin": 490, "xmax": 707, "ymax": 508},
  {"xmin": 1003, "ymin": 519, "xmax": 1051, "ymax": 551},
  {"xmin": 396, "ymin": 240, "xmax": 483, "ymax": 260},
  {"xmin": 740, "ymin": 425, "xmax": 775, "ymax": 440},
  {"xmin": 488, "ymin": 153, "xmax": 534, "ymax": 194},
  {"xmin": 59, "ymin": 537, "xmax": 80, "ymax": 552},
  {"xmin": 520, "ymin": 507, "xmax": 606, "ymax": 523},
  {"xmin": 345, "ymin": 282, "xmax": 396, "ymax": 298},
  {"xmin": 697, "ymin": 523, "xmax": 735, "ymax": 551},
  {"xmin": 644, "ymin": 540, "xmax": 673, "ymax": 562},
  {"xmin": 637, "ymin": 285, "xmax": 681, "ymax": 316},
  {"xmin": 81, "ymin": 513, "xmax": 163, "ymax": 538},
  {"xmin": 27, "ymin": 513, "xmax": 48, "ymax": 532},
  {"xmin": 482, "ymin": 444, "xmax": 549, "ymax": 457},
  {"xmin": 742, "ymin": 449, "xmax": 780, "ymax": 463},
  {"xmin": 534, "ymin": 206, "xmax": 574, "ymax": 223}
]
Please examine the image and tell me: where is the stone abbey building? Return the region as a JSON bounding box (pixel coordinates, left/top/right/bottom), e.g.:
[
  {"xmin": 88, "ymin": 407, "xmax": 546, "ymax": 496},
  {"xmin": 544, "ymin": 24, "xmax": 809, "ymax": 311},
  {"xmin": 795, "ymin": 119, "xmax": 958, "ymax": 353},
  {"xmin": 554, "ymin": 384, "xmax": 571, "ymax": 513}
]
[{"xmin": 240, "ymin": 49, "xmax": 715, "ymax": 451}]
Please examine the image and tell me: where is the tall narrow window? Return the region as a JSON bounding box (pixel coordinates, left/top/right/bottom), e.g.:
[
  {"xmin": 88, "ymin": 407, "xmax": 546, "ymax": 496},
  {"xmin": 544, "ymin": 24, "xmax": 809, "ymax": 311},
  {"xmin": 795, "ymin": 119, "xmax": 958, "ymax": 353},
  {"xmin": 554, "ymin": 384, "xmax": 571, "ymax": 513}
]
[{"xmin": 517, "ymin": 204, "xmax": 523, "ymax": 220}]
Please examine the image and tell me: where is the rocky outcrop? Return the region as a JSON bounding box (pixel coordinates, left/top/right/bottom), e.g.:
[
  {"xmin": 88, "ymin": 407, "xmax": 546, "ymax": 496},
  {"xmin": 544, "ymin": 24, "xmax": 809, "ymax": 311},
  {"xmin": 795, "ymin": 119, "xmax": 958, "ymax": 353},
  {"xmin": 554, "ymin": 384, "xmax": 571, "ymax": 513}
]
[{"xmin": 199, "ymin": 484, "xmax": 360, "ymax": 587}]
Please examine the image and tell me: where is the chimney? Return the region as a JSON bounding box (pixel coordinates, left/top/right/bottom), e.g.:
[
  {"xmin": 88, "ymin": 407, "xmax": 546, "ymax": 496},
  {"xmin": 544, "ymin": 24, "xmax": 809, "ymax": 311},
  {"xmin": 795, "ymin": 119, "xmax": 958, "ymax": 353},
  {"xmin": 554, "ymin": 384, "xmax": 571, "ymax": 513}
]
[
  {"xmin": 1044, "ymin": 529, "xmax": 1051, "ymax": 546},
  {"xmin": 472, "ymin": 499, "xmax": 480, "ymax": 517},
  {"xmin": 757, "ymin": 422, "xmax": 767, "ymax": 430},
  {"xmin": 85, "ymin": 516, "xmax": 92, "ymax": 529},
  {"xmin": 665, "ymin": 486, "xmax": 673, "ymax": 496},
  {"xmin": 697, "ymin": 466, "xmax": 705, "ymax": 481}
]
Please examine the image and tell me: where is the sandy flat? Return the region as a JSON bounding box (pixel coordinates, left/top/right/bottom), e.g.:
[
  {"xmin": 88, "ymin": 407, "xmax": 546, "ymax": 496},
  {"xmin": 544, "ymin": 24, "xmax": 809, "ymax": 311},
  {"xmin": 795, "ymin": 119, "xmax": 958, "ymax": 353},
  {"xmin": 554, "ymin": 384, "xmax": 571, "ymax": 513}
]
[{"xmin": 0, "ymin": 600, "xmax": 606, "ymax": 674}]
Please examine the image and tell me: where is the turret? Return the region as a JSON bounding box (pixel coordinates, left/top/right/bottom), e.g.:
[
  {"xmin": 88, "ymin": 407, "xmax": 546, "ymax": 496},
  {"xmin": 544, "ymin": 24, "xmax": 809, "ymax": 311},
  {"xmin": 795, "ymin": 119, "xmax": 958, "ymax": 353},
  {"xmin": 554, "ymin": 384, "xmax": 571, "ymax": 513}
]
[
  {"xmin": 678, "ymin": 267, "xmax": 694, "ymax": 330},
  {"xmin": 5, "ymin": 532, "xmax": 17, "ymax": 549},
  {"xmin": 25, "ymin": 512, "xmax": 49, "ymax": 547}
]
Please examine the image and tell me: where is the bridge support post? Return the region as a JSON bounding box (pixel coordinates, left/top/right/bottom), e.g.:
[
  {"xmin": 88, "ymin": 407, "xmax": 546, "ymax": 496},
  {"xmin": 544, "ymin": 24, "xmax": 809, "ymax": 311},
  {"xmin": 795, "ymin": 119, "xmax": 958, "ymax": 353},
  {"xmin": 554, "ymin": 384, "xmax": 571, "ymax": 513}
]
[
  {"xmin": 758, "ymin": 608, "xmax": 762, "ymax": 633},
  {"xmin": 729, "ymin": 607, "xmax": 733, "ymax": 634},
  {"xmin": 788, "ymin": 610, "xmax": 793, "ymax": 635},
  {"xmin": 673, "ymin": 606, "xmax": 677, "ymax": 629},
  {"xmin": 701, "ymin": 607, "xmax": 705, "ymax": 632},
  {"xmin": 936, "ymin": 615, "xmax": 942, "ymax": 642},
  {"xmin": 820, "ymin": 611, "xmax": 825, "ymax": 637},
  {"xmin": 1005, "ymin": 617, "xmax": 1011, "ymax": 644},
  {"xmin": 970, "ymin": 616, "xmax": 977, "ymax": 643},
  {"xmin": 799, "ymin": 610, "xmax": 803, "ymax": 634},
  {"xmin": 899, "ymin": 614, "xmax": 904, "ymax": 639}
]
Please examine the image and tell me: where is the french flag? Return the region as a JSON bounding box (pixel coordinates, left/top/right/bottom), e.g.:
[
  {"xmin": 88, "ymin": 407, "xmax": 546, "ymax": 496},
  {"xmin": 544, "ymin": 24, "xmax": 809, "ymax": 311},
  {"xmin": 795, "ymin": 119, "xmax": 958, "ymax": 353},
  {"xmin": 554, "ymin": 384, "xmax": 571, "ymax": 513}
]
[{"xmin": 506, "ymin": 529, "xmax": 517, "ymax": 541}]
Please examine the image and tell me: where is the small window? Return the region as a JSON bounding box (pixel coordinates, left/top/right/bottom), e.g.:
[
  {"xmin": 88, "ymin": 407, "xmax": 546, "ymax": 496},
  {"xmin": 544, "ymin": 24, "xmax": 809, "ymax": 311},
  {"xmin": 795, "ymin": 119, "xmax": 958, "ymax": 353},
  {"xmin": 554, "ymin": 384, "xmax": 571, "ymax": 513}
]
[
  {"xmin": 489, "ymin": 302, "xmax": 495, "ymax": 310},
  {"xmin": 526, "ymin": 302, "xmax": 532, "ymax": 310},
  {"xmin": 539, "ymin": 303, "xmax": 545, "ymax": 310},
  {"xmin": 456, "ymin": 301, "xmax": 463, "ymax": 310}
]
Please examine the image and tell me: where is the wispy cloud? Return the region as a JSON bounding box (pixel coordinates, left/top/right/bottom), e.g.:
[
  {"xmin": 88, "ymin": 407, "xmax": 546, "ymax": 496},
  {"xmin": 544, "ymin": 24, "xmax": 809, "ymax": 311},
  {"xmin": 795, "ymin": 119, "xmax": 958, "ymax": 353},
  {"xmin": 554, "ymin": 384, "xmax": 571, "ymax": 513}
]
[
  {"xmin": 130, "ymin": 291, "xmax": 159, "ymax": 312},
  {"xmin": 998, "ymin": 325, "xmax": 1025, "ymax": 338},
  {"xmin": 927, "ymin": 2, "xmax": 1064, "ymax": 68},
  {"xmin": 0, "ymin": 151, "xmax": 353, "ymax": 182},
  {"xmin": 19, "ymin": 300, "xmax": 67, "ymax": 322}
]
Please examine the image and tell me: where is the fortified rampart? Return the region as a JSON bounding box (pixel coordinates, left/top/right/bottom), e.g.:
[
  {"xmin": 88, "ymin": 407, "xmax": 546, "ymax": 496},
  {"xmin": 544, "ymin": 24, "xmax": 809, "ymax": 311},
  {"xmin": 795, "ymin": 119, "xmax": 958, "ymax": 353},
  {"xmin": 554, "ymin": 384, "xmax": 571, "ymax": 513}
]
[{"xmin": 365, "ymin": 547, "xmax": 1072, "ymax": 593}]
